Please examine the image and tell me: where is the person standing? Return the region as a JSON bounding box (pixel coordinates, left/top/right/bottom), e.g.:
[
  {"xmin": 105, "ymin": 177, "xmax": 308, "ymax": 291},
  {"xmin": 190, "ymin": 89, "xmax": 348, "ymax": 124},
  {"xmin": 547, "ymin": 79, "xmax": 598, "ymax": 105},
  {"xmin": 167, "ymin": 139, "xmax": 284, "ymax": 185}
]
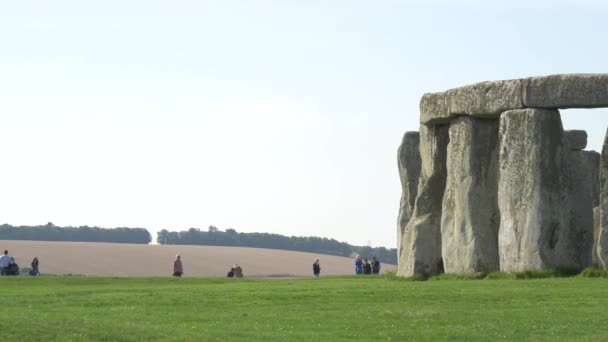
[
  {"xmin": 173, "ymin": 255, "xmax": 183, "ymax": 277},
  {"xmin": 30, "ymin": 257, "xmax": 40, "ymax": 276},
  {"xmin": 371, "ymin": 256, "xmax": 381, "ymax": 275},
  {"xmin": 363, "ymin": 258, "xmax": 372, "ymax": 275},
  {"xmin": 354, "ymin": 254, "xmax": 363, "ymax": 275},
  {"xmin": 0, "ymin": 250, "xmax": 11, "ymax": 276},
  {"xmin": 313, "ymin": 258, "xmax": 321, "ymax": 278}
]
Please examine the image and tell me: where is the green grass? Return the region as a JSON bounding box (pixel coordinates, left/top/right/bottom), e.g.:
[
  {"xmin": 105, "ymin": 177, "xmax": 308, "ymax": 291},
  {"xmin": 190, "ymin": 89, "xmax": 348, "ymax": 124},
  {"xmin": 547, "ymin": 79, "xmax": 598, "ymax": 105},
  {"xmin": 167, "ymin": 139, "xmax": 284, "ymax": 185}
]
[{"xmin": 1, "ymin": 275, "xmax": 607, "ymax": 341}]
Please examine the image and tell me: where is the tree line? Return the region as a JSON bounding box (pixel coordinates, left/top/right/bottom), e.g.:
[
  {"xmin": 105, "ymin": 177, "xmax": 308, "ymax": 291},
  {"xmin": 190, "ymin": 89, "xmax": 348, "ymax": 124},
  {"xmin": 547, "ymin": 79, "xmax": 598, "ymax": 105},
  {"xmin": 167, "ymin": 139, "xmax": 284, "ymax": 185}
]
[
  {"xmin": 157, "ymin": 226, "xmax": 397, "ymax": 264},
  {"xmin": 0, "ymin": 222, "xmax": 151, "ymax": 244}
]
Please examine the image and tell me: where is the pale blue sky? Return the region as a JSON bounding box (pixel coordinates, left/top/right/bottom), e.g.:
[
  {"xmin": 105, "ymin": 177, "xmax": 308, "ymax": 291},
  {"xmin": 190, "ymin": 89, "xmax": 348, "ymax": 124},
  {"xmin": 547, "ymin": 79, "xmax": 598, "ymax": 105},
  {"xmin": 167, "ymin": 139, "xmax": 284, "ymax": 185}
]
[{"xmin": 1, "ymin": 1, "xmax": 606, "ymax": 248}]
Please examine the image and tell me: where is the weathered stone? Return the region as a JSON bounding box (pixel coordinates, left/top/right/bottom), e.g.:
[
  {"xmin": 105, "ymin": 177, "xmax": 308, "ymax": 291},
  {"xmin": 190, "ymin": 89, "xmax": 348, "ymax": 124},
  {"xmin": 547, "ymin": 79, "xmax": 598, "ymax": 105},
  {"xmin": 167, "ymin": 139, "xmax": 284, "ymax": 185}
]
[
  {"xmin": 593, "ymin": 206, "xmax": 601, "ymax": 266},
  {"xmin": 397, "ymin": 132, "xmax": 421, "ymax": 256},
  {"xmin": 523, "ymin": 74, "xmax": 608, "ymax": 108},
  {"xmin": 498, "ymin": 108, "xmax": 591, "ymax": 272},
  {"xmin": 598, "ymin": 128, "xmax": 608, "ymax": 268},
  {"xmin": 398, "ymin": 124, "xmax": 449, "ymax": 277},
  {"xmin": 420, "ymin": 79, "xmax": 524, "ymax": 125},
  {"xmin": 441, "ymin": 117, "xmax": 500, "ymax": 273},
  {"xmin": 564, "ymin": 130, "xmax": 588, "ymax": 150},
  {"xmin": 583, "ymin": 150, "xmax": 601, "ymax": 208},
  {"xmin": 565, "ymin": 149, "xmax": 594, "ymax": 268},
  {"xmin": 446, "ymin": 79, "xmax": 523, "ymax": 117},
  {"xmin": 420, "ymin": 92, "xmax": 449, "ymax": 124}
]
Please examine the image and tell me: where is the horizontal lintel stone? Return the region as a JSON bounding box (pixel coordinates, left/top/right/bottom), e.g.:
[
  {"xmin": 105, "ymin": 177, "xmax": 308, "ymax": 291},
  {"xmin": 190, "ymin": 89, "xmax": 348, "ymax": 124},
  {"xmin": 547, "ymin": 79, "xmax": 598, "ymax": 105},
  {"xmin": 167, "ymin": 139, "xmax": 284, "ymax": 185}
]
[
  {"xmin": 523, "ymin": 74, "xmax": 608, "ymax": 109},
  {"xmin": 420, "ymin": 74, "xmax": 608, "ymax": 125}
]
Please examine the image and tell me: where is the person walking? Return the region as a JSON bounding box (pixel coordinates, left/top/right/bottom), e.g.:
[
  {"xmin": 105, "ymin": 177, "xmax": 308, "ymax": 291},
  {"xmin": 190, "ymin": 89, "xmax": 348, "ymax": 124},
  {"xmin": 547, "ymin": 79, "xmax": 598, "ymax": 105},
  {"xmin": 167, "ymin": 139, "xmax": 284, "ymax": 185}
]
[
  {"xmin": 363, "ymin": 258, "xmax": 372, "ymax": 275},
  {"xmin": 30, "ymin": 257, "xmax": 40, "ymax": 276},
  {"xmin": 371, "ymin": 256, "xmax": 381, "ymax": 275},
  {"xmin": 313, "ymin": 258, "xmax": 321, "ymax": 278},
  {"xmin": 0, "ymin": 250, "xmax": 12, "ymax": 276},
  {"xmin": 354, "ymin": 254, "xmax": 363, "ymax": 275},
  {"xmin": 173, "ymin": 255, "xmax": 183, "ymax": 277}
]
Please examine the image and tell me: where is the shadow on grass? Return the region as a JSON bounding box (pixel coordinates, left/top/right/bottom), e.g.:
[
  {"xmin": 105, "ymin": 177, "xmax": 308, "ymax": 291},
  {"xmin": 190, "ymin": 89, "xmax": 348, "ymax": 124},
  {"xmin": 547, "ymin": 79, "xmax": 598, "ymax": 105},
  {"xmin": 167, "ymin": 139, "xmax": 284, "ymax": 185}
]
[{"xmin": 384, "ymin": 267, "xmax": 608, "ymax": 281}]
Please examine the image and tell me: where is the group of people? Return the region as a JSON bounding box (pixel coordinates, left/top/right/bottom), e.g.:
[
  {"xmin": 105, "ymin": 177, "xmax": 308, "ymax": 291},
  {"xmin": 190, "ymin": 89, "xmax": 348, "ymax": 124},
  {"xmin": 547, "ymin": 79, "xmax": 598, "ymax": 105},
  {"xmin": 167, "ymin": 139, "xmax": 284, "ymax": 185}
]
[
  {"xmin": 0, "ymin": 250, "xmax": 40, "ymax": 276},
  {"xmin": 172, "ymin": 254, "xmax": 244, "ymax": 278},
  {"xmin": 311, "ymin": 255, "xmax": 382, "ymax": 278},
  {"xmin": 354, "ymin": 255, "xmax": 381, "ymax": 275}
]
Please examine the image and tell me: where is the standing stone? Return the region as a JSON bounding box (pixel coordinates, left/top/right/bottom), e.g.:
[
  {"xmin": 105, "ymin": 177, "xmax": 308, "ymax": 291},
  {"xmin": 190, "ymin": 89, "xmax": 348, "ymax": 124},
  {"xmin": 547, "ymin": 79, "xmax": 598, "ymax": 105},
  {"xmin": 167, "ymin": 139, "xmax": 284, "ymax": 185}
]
[
  {"xmin": 565, "ymin": 149, "xmax": 594, "ymax": 268},
  {"xmin": 583, "ymin": 151, "xmax": 601, "ymax": 208},
  {"xmin": 398, "ymin": 124, "xmax": 449, "ymax": 277},
  {"xmin": 593, "ymin": 206, "xmax": 601, "ymax": 266},
  {"xmin": 598, "ymin": 129, "xmax": 608, "ymax": 268},
  {"xmin": 564, "ymin": 130, "xmax": 588, "ymax": 150},
  {"xmin": 441, "ymin": 117, "xmax": 500, "ymax": 274},
  {"xmin": 397, "ymin": 132, "xmax": 421, "ymax": 256},
  {"xmin": 498, "ymin": 108, "xmax": 591, "ymax": 272}
]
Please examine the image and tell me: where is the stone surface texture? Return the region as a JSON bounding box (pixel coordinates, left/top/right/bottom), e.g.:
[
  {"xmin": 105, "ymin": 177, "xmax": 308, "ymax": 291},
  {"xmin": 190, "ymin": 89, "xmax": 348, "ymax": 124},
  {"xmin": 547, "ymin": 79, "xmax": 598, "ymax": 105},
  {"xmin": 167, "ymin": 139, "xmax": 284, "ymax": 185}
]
[
  {"xmin": 523, "ymin": 74, "xmax": 608, "ymax": 108},
  {"xmin": 565, "ymin": 149, "xmax": 595, "ymax": 268},
  {"xmin": 583, "ymin": 150, "xmax": 601, "ymax": 208},
  {"xmin": 397, "ymin": 124, "xmax": 449, "ymax": 277},
  {"xmin": 564, "ymin": 130, "xmax": 588, "ymax": 150},
  {"xmin": 598, "ymin": 129, "xmax": 608, "ymax": 268},
  {"xmin": 446, "ymin": 79, "xmax": 523, "ymax": 117},
  {"xmin": 441, "ymin": 117, "xmax": 500, "ymax": 273},
  {"xmin": 397, "ymin": 132, "xmax": 421, "ymax": 256},
  {"xmin": 593, "ymin": 206, "xmax": 601, "ymax": 266},
  {"xmin": 401, "ymin": 74, "xmax": 608, "ymax": 276},
  {"xmin": 498, "ymin": 109, "xmax": 591, "ymax": 272}
]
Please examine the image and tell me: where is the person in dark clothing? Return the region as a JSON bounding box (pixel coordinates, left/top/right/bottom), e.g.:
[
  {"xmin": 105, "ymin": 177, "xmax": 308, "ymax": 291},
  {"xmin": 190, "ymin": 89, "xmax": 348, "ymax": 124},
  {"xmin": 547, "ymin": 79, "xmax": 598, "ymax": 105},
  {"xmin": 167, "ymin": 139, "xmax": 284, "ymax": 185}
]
[
  {"xmin": 30, "ymin": 257, "xmax": 40, "ymax": 276},
  {"xmin": 371, "ymin": 256, "xmax": 381, "ymax": 275},
  {"xmin": 227, "ymin": 267, "xmax": 235, "ymax": 278},
  {"xmin": 363, "ymin": 258, "xmax": 372, "ymax": 275},
  {"xmin": 313, "ymin": 258, "xmax": 321, "ymax": 278},
  {"xmin": 6, "ymin": 257, "xmax": 19, "ymax": 276}
]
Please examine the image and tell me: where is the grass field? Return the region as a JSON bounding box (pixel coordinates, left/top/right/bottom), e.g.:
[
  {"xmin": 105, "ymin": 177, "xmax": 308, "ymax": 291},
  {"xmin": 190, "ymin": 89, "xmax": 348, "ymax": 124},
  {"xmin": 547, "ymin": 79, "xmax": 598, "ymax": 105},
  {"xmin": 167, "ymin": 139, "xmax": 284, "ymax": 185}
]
[{"xmin": 1, "ymin": 275, "xmax": 607, "ymax": 341}]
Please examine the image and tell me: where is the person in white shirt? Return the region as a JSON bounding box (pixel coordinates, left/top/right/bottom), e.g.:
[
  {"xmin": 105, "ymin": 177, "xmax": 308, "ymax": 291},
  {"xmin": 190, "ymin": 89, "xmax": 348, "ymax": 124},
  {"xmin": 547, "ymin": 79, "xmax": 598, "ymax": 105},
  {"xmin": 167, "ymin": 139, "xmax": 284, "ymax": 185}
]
[{"xmin": 0, "ymin": 250, "xmax": 12, "ymax": 276}]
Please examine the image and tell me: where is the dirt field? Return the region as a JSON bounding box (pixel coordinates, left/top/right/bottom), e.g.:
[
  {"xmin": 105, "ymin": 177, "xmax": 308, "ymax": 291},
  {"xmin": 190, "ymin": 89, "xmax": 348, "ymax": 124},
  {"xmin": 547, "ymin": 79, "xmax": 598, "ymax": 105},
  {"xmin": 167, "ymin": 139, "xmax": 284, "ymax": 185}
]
[{"xmin": 0, "ymin": 240, "xmax": 396, "ymax": 277}]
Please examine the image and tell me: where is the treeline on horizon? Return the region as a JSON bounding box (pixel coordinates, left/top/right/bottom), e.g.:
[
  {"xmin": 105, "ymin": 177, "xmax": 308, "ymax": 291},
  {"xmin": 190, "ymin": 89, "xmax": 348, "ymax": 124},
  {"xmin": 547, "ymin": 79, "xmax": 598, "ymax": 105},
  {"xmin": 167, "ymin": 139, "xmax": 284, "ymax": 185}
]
[
  {"xmin": 0, "ymin": 223, "xmax": 397, "ymax": 264},
  {"xmin": 0, "ymin": 223, "xmax": 152, "ymax": 244},
  {"xmin": 157, "ymin": 226, "xmax": 398, "ymax": 264}
]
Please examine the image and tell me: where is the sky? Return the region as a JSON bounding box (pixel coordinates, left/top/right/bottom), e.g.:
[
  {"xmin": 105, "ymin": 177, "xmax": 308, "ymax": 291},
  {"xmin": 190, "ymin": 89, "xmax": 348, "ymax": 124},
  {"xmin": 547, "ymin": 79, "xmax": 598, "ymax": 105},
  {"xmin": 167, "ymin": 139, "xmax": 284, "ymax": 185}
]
[{"xmin": 1, "ymin": 0, "xmax": 607, "ymax": 248}]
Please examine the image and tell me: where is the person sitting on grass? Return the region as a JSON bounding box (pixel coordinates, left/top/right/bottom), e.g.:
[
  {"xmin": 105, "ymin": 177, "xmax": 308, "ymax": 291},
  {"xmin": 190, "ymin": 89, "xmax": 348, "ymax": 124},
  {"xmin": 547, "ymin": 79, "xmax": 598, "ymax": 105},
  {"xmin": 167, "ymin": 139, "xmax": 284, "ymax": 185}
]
[
  {"xmin": 173, "ymin": 255, "xmax": 183, "ymax": 277},
  {"xmin": 313, "ymin": 258, "xmax": 321, "ymax": 278},
  {"xmin": 227, "ymin": 267, "xmax": 235, "ymax": 278},
  {"xmin": 363, "ymin": 258, "xmax": 372, "ymax": 275},
  {"xmin": 234, "ymin": 264, "xmax": 243, "ymax": 278},
  {"xmin": 6, "ymin": 257, "xmax": 19, "ymax": 276}
]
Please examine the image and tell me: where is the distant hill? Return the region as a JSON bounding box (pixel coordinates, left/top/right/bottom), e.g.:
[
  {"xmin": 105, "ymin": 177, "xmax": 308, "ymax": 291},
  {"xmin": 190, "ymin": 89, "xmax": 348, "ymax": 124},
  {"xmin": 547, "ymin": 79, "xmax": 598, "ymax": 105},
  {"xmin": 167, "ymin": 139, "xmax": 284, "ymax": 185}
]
[
  {"xmin": 0, "ymin": 223, "xmax": 397, "ymax": 264},
  {"xmin": 0, "ymin": 240, "xmax": 396, "ymax": 277}
]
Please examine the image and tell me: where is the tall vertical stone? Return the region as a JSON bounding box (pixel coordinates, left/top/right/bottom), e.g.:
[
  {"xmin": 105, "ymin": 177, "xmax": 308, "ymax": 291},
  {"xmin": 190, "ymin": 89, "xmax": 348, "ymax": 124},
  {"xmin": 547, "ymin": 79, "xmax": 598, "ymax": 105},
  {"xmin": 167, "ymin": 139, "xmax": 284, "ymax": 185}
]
[
  {"xmin": 398, "ymin": 124, "xmax": 449, "ymax": 277},
  {"xmin": 397, "ymin": 132, "xmax": 421, "ymax": 256},
  {"xmin": 582, "ymin": 151, "xmax": 601, "ymax": 208},
  {"xmin": 565, "ymin": 149, "xmax": 594, "ymax": 268},
  {"xmin": 441, "ymin": 117, "xmax": 500, "ymax": 274},
  {"xmin": 498, "ymin": 108, "xmax": 591, "ymax": 272},
  {"xmin": 593, "ymin": 206, "xmax": 601, "ymax": 266},
  {"xmin": 598, "ymin": 128, "xmax": 608, "ymax": 268}
]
